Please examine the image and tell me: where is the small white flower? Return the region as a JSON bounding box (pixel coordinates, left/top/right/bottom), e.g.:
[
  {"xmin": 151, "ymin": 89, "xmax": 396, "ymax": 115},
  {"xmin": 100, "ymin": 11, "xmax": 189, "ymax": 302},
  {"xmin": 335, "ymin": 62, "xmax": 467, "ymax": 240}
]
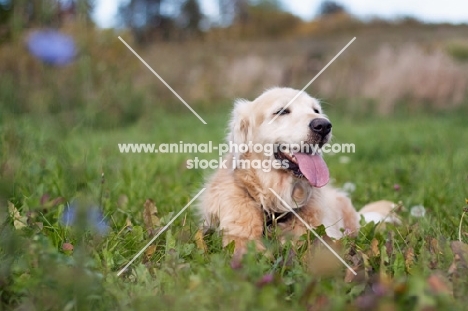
[
  {"xmin": 339, "ymin": 156, "xmax": 350, "ymax": 164},
  {"xmin": 410, "ymin": 205, "xmax": 426, "ymax": 218},
  {"xmin": 342, "ymin": 182, "xmax": 356, "ymax": 193}
]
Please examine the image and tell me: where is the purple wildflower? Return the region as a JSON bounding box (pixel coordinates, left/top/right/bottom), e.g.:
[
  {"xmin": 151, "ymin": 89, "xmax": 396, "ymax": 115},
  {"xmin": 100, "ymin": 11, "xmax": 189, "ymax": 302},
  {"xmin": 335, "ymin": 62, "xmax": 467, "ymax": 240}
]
[
  {"xmin": 61, "ymin": 204, "xmax": 109, "ymax": 235},
  {"xmin": 27, "ymin": 30, "xmax": 77, "ymax": 66}
]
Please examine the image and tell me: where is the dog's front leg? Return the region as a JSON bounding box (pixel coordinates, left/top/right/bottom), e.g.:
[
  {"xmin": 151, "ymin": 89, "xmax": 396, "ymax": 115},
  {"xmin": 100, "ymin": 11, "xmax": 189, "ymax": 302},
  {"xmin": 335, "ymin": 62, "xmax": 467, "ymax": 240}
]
[{"xmin": 219, "ymin": 198, "xmax": 265, "ymax": 258}]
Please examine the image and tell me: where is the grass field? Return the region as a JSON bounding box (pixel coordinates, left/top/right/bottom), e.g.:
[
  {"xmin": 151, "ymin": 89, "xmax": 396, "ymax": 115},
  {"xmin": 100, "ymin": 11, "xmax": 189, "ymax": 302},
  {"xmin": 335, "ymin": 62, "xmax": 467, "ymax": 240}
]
[{"xmin": 1, "ymin": 103, "xmax": 467, "ymax": 310}]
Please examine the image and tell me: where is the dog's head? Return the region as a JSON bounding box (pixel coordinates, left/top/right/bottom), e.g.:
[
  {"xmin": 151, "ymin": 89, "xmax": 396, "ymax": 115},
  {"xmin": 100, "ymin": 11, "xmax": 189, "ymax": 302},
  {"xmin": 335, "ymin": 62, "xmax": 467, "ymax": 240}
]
[{"xmin": 227, "ymin": 87, "xmax": 331, "ymax": 188}]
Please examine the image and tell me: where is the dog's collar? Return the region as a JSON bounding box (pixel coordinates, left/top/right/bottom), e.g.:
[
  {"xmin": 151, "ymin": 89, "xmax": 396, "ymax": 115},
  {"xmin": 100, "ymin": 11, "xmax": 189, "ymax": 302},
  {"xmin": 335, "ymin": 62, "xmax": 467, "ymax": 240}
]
[
  {"xmin": 263, "ymin": 206, "xmax": 299, "ymax": 227},
  {"xmin": 263, "ymin": 208, "xmax": 298, "ymax": 237}
]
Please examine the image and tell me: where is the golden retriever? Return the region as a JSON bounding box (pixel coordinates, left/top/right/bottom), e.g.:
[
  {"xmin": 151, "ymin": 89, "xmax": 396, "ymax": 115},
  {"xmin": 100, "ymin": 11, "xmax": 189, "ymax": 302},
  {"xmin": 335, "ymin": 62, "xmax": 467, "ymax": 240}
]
[{"xmin": 198, "ymin": 87, "xmax": 397, "ymax": 256}]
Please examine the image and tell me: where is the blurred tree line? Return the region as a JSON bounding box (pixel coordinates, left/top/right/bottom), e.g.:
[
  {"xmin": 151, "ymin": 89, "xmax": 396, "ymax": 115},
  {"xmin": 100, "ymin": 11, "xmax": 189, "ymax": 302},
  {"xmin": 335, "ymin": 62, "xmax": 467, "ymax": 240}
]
[
  {"xmin": 0, "ymin": 0, "xmax": 348, "ymax": 44},
  {"xmin": 118, "ymin": 0, "xmax": 292, "ymax": 43},
  {"xmin": 119, "ymin": 0, "xmax": 348, "ymax": 43},
  {"xmin": 118, "ymin": 0, "xmax": 204, "ymax": 43}
]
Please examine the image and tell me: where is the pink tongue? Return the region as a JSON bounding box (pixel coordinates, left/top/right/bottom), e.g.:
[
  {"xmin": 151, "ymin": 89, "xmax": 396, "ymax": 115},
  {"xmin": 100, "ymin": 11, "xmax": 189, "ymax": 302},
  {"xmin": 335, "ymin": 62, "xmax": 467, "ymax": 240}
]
[{"xmin": 293, "ymin": 153, "xmax": 329, "ymax": 188}]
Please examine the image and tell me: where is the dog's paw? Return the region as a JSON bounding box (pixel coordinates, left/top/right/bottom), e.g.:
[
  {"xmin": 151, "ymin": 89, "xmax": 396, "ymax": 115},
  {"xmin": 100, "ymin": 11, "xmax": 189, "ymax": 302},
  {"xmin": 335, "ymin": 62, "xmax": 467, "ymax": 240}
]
[
  {"xmin": 224, "ymin": 236, "xmax": 266, "ymax": 258},
  {"xmin": 359, "ymin": 200, "xmax": 401, "ymax": 224}
]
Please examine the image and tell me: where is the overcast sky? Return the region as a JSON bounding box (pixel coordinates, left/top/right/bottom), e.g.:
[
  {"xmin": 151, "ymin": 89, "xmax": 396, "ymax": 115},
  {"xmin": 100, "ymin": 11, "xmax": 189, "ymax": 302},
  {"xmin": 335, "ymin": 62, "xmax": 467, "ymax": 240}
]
[{"xmin": 94, "ymin": 0, "xmax": 468, "ymax": 28}]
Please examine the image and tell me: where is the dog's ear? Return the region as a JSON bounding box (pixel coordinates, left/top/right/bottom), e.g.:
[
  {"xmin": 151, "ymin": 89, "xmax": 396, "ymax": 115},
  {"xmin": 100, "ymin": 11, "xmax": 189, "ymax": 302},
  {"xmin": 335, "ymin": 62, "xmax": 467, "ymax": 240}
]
[
  {"xmin": 227, "ymin": 99, "xmax": 254, "ymax": 169},
  {"xmin": 227, "ymin": 99, "xmax": 253, "ymax": 145}
]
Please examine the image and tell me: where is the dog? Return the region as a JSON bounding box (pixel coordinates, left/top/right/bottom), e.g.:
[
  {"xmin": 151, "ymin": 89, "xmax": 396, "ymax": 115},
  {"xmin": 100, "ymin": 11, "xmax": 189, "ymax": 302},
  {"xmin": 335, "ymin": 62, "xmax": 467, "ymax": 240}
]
[{"xmin": 198, "ymin": 87, "xmax": 397, "ymax": 256}]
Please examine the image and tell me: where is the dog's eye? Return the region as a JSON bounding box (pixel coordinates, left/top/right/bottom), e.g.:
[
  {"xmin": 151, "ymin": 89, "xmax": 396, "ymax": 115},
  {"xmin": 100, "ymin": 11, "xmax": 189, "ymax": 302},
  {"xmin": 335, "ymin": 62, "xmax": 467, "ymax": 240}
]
[
  {"xmin": 313, "ymin": 108, "xmax": 320, "ymax": 114},
  {"xmin": 274, "ymin": 108, "xmax": 290, "ymax": 115}
]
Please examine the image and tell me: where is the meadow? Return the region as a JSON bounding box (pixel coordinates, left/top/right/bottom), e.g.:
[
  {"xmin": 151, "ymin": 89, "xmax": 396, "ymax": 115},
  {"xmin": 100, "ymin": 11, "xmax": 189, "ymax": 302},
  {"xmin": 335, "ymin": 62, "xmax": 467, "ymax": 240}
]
[
  {"xmin": 2, "ymin": 105, "xmax": 468, "ymax": 310},
  {"xmin": 1, "ymin": 22, "xmax": 468, "ymax": 310}
]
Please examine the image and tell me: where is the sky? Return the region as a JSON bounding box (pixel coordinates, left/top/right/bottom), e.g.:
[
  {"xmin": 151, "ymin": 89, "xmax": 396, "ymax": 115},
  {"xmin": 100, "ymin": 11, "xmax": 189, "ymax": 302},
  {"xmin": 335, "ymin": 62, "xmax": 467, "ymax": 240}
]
[{"xmin": 93, "ymin": 0, "xmax": 468, "ymax": 28}]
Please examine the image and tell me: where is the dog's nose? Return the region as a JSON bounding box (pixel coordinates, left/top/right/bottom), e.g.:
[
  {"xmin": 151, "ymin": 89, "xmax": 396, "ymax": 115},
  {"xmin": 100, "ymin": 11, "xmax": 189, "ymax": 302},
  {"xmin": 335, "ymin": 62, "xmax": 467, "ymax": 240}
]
[{"xmin": 309, "ymin": 118, "xmax": 332, "ymax": 137}]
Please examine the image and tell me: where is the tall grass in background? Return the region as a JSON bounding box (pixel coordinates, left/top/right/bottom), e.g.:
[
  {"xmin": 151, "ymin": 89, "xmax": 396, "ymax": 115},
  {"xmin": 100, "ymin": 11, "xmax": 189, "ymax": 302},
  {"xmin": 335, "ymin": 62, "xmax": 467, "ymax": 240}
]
[{"xmin": 1, "ymin": 20, "xmax": 468, "ymax": 130}]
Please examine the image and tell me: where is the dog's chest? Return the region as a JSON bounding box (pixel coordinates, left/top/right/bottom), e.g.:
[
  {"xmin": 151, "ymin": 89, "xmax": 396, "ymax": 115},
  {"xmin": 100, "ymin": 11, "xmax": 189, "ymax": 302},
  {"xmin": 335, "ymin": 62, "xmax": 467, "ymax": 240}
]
[{"xmin": 234, "ymin": 168, "xmax": 313, "ymax": 213}]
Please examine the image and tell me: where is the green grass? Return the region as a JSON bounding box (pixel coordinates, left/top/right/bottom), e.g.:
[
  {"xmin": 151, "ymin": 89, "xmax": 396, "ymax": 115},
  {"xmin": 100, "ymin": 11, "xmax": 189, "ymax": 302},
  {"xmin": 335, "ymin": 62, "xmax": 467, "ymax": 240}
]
[{"xmin": 1, "ymin": 108, "xmax": 468, "ymax": 310}]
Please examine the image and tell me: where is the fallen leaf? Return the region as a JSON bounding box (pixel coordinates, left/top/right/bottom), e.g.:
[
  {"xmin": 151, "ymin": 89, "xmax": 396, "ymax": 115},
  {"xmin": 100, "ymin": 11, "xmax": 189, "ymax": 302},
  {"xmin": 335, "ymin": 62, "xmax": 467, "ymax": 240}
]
[
  {"xmin": 8, "ymin": 202, "xmax": 27, "ymax": 230},
  {"xmin": 428, "ymin": 237, "xmax": 439, "ymax": 269},
  {"xmin": 405, "ymin": 247, "xmax": 415, "ymax": 272},
  {"xmin": 344, "ymin": 248, "xmax": 367, "ymax": 283},
  {"xmin": 370, "ymin": 238, "xmax": 380, "ymax": 257},
  {"xmin": 194, "ymin": 229, "xmax": 207, "ymax": 252},
  {"xmin": 385, "ymin": 231, "xmax": 394, "ymax": 259},
  {"xmin": 429, "ymin": 237, "xmax": 439, "ymax": 254},
  {"xmin": 142, "ymin": 199, "xmax": 160, "ymax": 236},
  {"xmin": 144, "ymin": 245, "xmax": 157, "ymax": 261},
  {"xmin": 124, "ymin": 217, "xmax": 133, "ymax": 233}
]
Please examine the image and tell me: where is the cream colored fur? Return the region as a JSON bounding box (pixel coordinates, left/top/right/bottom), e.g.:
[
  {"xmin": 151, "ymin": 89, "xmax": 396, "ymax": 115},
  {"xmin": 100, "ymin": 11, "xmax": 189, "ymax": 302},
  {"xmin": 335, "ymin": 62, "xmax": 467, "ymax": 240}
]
[{"xmin": 198, "ymin": 87, "xmax": 397, "ymax": 255}]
